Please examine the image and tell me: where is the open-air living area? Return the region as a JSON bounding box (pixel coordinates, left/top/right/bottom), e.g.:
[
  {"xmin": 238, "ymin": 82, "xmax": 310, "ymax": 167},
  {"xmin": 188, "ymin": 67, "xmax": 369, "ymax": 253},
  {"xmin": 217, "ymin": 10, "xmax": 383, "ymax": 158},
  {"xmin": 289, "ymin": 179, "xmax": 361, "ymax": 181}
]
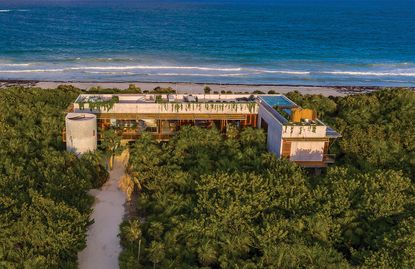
[{"xmin": 71, "ymin": 93, "xmax": 259, "ymax": 140}]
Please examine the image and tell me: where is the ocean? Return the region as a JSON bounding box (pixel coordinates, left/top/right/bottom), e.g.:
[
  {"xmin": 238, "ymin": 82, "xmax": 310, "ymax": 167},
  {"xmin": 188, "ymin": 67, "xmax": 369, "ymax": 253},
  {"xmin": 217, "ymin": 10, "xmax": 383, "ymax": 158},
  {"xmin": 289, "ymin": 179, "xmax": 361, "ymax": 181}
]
[{"xmin": 0, "ymin": 0, "xmax": 414, "ymax": 86}]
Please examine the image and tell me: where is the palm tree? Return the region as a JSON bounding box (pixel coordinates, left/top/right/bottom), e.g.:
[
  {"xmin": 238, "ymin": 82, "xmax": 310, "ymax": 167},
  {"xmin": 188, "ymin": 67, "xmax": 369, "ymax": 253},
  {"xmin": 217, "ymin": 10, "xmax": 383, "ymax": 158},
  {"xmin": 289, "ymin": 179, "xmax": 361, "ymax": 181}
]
[
  {"xmin": 197, "ymin": 241, "xmax": 218, "ymax": 266},
  {"xmin": 122, "ymin": 220, "xmax": 142, "ymax": 263},
  {"xmin": 81, "ymin": 151, "xmax": 109, "ymax": 187},
  {"xmin": 148, "ymin": 241, "xmax": 165, "ymax": 269},
  {"xmin": 100, "ymin": 129, "xmax": 123, "ymax": 170}
]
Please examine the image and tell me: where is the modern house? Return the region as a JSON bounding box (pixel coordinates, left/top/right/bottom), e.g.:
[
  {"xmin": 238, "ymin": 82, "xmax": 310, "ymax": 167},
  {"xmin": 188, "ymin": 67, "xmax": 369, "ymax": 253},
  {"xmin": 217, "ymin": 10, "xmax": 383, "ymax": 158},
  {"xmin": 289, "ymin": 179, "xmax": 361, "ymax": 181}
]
[
  {"xmin": 65, "ymin": 93, "xmax": 340, "ymax": 168},
  {"xmin": 257, "ymin": 96, "xmax": 341, "ymax": 167}
]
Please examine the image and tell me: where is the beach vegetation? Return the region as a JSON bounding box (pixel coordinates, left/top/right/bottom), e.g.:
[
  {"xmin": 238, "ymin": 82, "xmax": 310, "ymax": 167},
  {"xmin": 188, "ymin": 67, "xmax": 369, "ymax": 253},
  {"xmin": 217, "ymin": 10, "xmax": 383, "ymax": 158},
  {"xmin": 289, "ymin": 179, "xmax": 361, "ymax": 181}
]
[
  {"xmin": 87, "ymin": 85, "xmax": 142, "ymax": 94},
  {"xmin": 286, "ymin": 90, "xmax": 337, "ymax": 118},
  {"xmin": 203, "ymin": 86, "xmax": 212, "ymax": 94},
  {"xmin": 127, "ymin": 84, "xmax": 141, "ymax": 93},
  {"xmin": 0, "ymin": 85, "xmax": 413, "ymax": 268},
  {"xmin": 152, "ymin": 87, "xmax": 176, "ymax": 94},
  {"xmin": 0, "ymin": 86, "xmax": 108, "ymax": 268}
]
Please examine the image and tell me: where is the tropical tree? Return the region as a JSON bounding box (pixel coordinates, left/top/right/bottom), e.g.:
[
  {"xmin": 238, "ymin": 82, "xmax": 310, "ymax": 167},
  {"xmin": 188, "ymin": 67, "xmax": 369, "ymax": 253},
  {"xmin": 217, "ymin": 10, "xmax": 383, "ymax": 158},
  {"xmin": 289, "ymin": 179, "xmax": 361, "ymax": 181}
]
[
  {"xmin": 81, "ymin": 151, "xmax": 109, "ymax": 188},
  {"xmin": 147, "ymin": 241, "xmax": 165, "ymax": 269},
  {"xmin": 121, "ymin": 219, "xmax": 142, "ymax": 264},
  {"xmin": 100, "ymin": 128, "xmax": 124, "ymax": 170},
  {"xmin": 0, "ymin": 86, "xmax": 105, "ymax": 267},
  {"xmin": 203, "ymin": 86, "xmax": 212, "ymax": 94},
  {"xmin": 118, "ymin": 88, "xmax": 415, "ymax": 269}
]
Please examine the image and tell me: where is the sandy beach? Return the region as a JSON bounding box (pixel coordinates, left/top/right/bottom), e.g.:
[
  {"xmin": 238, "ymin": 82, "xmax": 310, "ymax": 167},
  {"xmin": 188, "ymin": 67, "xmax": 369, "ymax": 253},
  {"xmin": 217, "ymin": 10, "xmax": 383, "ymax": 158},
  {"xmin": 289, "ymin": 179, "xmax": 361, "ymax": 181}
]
[{"xmin": 1, "ymin": 80, "xmax": 404, "ymax": 97}]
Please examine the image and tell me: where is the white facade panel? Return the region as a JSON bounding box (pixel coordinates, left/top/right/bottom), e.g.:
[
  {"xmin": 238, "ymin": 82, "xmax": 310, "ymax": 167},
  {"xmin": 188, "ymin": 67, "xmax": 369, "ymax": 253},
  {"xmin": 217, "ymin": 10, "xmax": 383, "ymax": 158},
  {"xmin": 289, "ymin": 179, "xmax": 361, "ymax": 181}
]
[
  {"xmin": 258, "ymin": 106, "xmax": 284, "ymax": 157},
  {"xmin": 290, "ymin": 141, "xmax": 325, "ymax": 162}
]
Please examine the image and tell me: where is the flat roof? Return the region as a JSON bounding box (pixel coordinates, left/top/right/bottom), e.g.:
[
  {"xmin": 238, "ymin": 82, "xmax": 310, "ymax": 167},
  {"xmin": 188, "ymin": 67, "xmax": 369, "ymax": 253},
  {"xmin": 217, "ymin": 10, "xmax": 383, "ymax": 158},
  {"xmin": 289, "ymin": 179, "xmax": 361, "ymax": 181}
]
[
  {"xmin": 75, "ymin": 93, "xmax": 258, "ymax": 104},
  {"xmin": 66, "ymin": 113, "xmax": 96, "ymax": 121},
  {"xmin": 259, "ymin": 96, "xmax": 328, "ymax": 127}
]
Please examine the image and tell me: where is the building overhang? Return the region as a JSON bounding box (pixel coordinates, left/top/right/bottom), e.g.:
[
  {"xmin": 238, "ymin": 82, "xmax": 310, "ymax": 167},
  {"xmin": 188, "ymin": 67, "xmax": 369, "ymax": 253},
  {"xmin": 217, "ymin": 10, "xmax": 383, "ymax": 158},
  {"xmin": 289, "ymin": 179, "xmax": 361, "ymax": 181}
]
[
  {"xmin": 326, "ymin": 127, "xmax": 342, "ymax": 138},
  {"xmin": 95, "ymin": 113, "xmax": 252, "ymax": 120}
]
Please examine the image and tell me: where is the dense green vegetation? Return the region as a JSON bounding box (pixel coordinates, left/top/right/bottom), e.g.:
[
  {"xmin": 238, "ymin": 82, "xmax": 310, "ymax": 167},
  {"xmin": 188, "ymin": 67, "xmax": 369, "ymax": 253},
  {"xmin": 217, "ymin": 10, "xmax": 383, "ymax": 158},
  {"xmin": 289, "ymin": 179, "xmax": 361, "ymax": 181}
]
[
  {"xmin": 120, "ymin": 89, "xmax": 415, "ymax": 269},
  {"xmin": 80, "ymin": 84, "xmax": 176, "ymax": 94},
  {"xmin": 286, "ymin": 89, "xmax": 415, "ymax": 178},
  {"xmin": 0, "ymin": 86, "xmax": 413, "ymax": 268},
  {"xmin": 0, "ymin": 86, "xmax": 108, "ymax": 268}
]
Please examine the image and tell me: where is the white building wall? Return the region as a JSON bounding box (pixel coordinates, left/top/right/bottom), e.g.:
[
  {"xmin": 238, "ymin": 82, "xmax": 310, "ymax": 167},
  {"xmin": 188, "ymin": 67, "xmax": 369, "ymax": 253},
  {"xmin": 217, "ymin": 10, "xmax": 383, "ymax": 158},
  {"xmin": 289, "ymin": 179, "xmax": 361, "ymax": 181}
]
[
  {"xmin": 258, "ymin": 106, "xmax": 284, "ymax": 157},
  {"xmin": 66, "ymin": 113, "xmax": 97, "ymax": 155}
]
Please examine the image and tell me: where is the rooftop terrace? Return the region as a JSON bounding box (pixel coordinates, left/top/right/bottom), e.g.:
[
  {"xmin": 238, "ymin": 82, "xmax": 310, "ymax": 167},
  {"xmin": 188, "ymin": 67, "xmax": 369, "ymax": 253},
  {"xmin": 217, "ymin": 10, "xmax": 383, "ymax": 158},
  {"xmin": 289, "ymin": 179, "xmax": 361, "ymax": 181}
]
[
  {"xmin": 73, "ymin": 93, "xmax": 259, "ymax": 115},
  {"xmin": 259, "ymin": 95, "xmax": 325, "ymax": 126},
  {"xmin": 75, "ymin": 93, "xmax": 257, "ymax": 105}
]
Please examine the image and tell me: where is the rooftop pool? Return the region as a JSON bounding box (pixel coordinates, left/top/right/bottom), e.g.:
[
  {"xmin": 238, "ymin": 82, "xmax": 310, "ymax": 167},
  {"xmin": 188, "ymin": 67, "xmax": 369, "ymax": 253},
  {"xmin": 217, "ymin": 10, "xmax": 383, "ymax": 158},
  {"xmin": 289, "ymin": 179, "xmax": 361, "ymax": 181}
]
[{"xmin": 259, "ymin": 96, "xmax": 296, "ymax": 107}]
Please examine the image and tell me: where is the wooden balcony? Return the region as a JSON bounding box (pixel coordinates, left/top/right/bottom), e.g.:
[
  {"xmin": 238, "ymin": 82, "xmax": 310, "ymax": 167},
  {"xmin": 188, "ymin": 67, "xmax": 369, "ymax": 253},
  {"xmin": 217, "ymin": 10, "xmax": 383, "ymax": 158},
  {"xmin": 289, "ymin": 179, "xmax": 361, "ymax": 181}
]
[
  {"xmin": 294, "ymin": 161, "xmax": 328, "ymax": 168},
  {"xmin": 293, "ymin": 154, "xmax": 336, "ymax": 168}
]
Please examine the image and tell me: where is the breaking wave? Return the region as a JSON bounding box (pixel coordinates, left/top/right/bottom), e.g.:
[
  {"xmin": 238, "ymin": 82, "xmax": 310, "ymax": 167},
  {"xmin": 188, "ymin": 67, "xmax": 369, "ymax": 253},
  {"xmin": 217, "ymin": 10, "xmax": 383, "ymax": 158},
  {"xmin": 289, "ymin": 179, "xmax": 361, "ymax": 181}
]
[
  {"xmin": 0, "ymin": 9, "xmax": 29, "ymax": 13},
  {"xmin": 68, "ymin": 65, "xmax": 244, "ymax": 72},
  {"xmin": 0, "ymin": 69, "xmax": 64, "ymax": 73},
  {"xmin": 322, "ymin": 71, "xmax": 415, "ymax": 77},
  {"xmin": 0, "ymin": 63, "xmax": 32, "ymax": 67},
  {"xmin": 84, "ymin": 71, "xmax": 136, "ymax": 75},
  {"xmin": 154, "ymin": 73, "xmax": 246, "ymax": 77},
  {"xmin": 259, "ymin": 70, "xmax": 310, "ymax": 75}
]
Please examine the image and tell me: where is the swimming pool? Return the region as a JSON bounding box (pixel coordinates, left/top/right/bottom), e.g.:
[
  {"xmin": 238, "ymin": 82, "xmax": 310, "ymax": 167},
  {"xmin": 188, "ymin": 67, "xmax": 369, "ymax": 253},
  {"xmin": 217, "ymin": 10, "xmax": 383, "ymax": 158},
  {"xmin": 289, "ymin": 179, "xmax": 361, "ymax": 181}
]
[{"xmin": 259, "ymin": 95, "xmax": 296, "ymax": 107}]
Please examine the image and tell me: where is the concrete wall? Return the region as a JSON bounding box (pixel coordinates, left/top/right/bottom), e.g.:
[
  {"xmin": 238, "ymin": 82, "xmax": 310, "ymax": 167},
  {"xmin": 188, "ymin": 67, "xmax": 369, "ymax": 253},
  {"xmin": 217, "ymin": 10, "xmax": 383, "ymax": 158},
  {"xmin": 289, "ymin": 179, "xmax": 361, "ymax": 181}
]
[
  {"xmin": 66, "ymin": 113, "xmax": 97, "ymax": 155},
  {"xmin": 258, "ymin": 105, "xmax": 283, "ymax": 158}
]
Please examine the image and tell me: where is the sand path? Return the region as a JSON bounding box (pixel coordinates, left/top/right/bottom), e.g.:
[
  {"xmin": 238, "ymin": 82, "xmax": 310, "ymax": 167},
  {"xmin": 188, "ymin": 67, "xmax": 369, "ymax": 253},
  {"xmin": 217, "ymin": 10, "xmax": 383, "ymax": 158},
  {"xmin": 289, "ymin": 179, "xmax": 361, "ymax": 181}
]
[{"xmin": 78, "ymin": 153, "xmax": 128, "ymax": 269}]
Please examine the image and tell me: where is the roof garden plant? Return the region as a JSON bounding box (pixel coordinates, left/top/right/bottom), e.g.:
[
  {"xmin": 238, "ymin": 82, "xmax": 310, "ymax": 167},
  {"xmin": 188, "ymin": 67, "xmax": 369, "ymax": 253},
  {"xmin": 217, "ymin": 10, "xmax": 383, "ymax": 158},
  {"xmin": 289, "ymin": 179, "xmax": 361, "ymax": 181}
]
[
  {"xmin": 273, "ymin": 106, "xmax": 291, "ymax": 120},
  {"xmin": 159, "ymin": 102, "xmax": 257, "ymax": 113},
  {"xmin": 78, "ymin": 96, "xmax": 119, "ymax": 112}
]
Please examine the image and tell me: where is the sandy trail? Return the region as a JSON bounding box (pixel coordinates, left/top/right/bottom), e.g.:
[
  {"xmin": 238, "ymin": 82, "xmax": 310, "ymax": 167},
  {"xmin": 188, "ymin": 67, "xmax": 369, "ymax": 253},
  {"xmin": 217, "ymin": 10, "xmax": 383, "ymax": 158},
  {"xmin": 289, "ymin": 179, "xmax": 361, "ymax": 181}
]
[{"xmin": 78, "ymin": 153, "xmax": 128, "ymax": 269}]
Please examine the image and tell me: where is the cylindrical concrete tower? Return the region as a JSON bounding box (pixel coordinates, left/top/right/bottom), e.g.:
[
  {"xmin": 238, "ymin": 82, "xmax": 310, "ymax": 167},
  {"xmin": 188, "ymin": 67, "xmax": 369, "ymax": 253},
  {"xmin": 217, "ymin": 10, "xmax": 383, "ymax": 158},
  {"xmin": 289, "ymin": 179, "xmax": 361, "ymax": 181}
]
[{"xmin": 65, "ymin": 113, "xmax": 97, "ymax": 155}]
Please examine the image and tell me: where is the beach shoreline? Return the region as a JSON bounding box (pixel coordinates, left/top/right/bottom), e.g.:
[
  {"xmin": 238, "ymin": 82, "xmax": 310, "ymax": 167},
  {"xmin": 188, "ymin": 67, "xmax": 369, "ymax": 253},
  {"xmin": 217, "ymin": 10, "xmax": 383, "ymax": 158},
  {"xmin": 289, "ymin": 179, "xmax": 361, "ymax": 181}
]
[{"xmin": 1, "ymin": 79, "xmax": 413, "ymax": 97}]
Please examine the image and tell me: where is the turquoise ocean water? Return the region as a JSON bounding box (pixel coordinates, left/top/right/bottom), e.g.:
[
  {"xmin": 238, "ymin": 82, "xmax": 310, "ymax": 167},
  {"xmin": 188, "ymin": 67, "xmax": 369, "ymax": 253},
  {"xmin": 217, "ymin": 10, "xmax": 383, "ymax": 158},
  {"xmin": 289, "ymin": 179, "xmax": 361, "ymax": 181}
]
[{"xmin": 0, "ymin": 0, "xmax": 414, "ymax": 86}]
